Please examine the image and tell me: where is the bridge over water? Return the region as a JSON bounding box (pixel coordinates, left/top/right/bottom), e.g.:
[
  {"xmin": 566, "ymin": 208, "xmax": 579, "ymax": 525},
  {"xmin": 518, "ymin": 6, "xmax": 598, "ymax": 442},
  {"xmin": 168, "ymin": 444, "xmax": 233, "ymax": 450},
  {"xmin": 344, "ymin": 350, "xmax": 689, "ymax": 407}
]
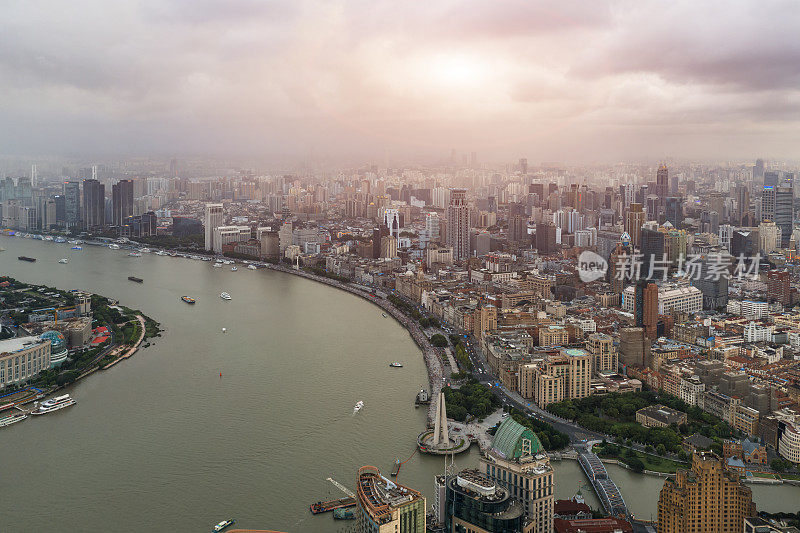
[{"xmin": 577, "ymin": 448, "xmax": 630, "ymax": 518}]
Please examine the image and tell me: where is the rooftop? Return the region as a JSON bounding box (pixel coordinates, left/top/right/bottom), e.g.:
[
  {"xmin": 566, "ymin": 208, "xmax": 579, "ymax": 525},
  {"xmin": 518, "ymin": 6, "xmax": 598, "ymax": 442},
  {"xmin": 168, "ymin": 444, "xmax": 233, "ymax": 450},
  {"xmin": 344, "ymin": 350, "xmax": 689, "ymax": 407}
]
[{"xmin": 0, "ymin": 335, "xmax": 47, "ymax": 355}]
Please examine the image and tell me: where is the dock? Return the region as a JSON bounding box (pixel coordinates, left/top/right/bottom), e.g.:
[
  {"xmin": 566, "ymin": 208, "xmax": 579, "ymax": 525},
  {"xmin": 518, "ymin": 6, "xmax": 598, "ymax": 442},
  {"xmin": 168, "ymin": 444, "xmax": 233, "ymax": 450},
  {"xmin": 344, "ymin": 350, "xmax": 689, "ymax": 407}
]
[{"xmin": 309, "ymin": 497, "xmax": 356, "ymax": 514}]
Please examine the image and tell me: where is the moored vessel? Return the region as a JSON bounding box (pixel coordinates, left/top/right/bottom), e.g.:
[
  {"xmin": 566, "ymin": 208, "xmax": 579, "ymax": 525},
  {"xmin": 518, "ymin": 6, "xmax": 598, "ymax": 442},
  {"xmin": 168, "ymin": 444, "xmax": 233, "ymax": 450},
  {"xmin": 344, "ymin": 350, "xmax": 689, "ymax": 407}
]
[
  {"xmin": 31, "ymin": 394, "xmax": 76, "ymax": 415},
  {"xmin": 230, "ymin": 266, "xmax": 237, "ymax": 271},
  {"xmin": 0, "ymin": 412, "xmax": 28, "ymax": 427},
  {"xmin": 18, "ymin": 256, "xmax": 36, "ymax": 262}
]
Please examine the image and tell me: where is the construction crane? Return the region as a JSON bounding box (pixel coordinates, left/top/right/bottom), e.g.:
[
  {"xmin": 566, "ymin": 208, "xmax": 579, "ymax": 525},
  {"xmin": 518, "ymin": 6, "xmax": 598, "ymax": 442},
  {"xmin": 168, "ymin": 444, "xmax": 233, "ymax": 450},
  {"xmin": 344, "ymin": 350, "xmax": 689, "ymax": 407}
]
[{"xmin": 326, "ymin": 477, "xmax": 355, "ymax": 498}]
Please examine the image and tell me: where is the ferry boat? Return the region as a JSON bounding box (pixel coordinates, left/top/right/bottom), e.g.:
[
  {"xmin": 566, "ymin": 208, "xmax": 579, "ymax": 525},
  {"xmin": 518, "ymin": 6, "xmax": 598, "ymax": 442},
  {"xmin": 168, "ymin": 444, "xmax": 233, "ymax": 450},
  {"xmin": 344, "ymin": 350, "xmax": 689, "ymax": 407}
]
[
  {"xmin": 18, "ymin": 256, "xmax": 36, "ymax": 262},
  {"xmin": 247, "ymin": 264, "xmax": 257, "ymax": 270},
  {"xmin": 353, "ymin": 400, "xmax": 364, "ymax": 413},
  {"xmin": 58, "ymin": 258, "xmax": 69, "ymax": 264},
  {"xmin": 220, "ymin": 292, "xmax": 232, "ymax": 300},
  {"xmin": 139, "ymin": 247, "xmax": 151, "ymax": 253},
  {"xmin": 230, "ymin": 266, "xmax": 237, "ymax": 272},
  {"xmin": 31, "ymin": 394, "xmax": 76, "ymax": 415},
  {"xmin": 0, "ymin": 412, "xmax": 28, "ymax": 427},
  {"xmin": 128, "ymin": 276, "xmax": 144, "ymax": 283},
  {"xmin": 389, "ymin": 362, "xmax": 403, "ymax": 368},
  {"xmin": 212, "ymin": 263, "xmax": 223, "ymax": 268},
  {"xmin": 129, "ymin": 251, "xmax": 142, "ymax": 257},
  {"xmin": 108, "ymin": 243, "xmax": 121, "ymax": 250},
  {"xmin": 54, "ymin": 237, "xmax": 66, "ymax": 243},
  {"xmin": 212, "ymin": 519, "xmax": 236, "ymax": 532},
  {"xmin": 181, "ymin": 296, "xmax": 196, "ymax": 304}
]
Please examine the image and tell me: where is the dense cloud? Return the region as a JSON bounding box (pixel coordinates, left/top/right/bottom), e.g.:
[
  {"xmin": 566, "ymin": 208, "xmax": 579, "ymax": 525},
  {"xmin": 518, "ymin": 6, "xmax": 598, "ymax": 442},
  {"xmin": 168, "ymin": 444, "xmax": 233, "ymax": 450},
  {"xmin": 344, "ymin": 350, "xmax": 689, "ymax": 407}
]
[{"xmin": 1, "ymin": 0, "xmax": 798, "ymax": 161}]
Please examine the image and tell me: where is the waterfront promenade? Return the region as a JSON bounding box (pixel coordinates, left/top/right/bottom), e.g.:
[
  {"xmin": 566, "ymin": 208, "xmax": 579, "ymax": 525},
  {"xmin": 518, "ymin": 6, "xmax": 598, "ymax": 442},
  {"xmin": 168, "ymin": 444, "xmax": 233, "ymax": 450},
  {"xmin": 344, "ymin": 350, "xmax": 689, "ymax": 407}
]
[{"xmin": 266, "ymin": 264, "xmax": 444, "ymax": 426}]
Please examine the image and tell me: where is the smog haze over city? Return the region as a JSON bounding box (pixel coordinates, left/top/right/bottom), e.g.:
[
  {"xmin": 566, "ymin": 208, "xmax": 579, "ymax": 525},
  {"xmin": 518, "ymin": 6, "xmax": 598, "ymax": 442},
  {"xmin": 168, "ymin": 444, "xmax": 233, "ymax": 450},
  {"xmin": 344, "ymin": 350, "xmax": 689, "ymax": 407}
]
[
  {"xmin": 4, "ymin": 2, "xmax": 800, "ymax": 533},
  {"xmin": 3, "ymin": 0, "xmax": 800, "ymax": 163}
]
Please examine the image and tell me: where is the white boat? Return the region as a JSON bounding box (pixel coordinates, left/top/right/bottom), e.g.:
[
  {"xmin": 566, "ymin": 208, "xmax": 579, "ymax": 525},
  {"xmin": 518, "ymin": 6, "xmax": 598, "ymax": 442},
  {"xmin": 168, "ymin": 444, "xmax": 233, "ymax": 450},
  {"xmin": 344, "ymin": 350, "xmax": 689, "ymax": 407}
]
[
  {"xmin": 247, "ymin": 264, "xmax": 257, "ymax": 270},
  {"xmin": 54, "ymin": 237, "xmax": 66, "ymax": 243},
  {"xmin": 382, "ymin": 313, "xmax": 387, "ymax": 318},
  {"xmin": 223, "ymin": 260, "xmax": 233, "ymax": 265},
  {"xmin": 230, "ymin": 267, "xmax": 237, "ymax": 272},
  {"xmin": 71, "ymin": 246, "xmax": 82, "ymax": 250},
  {"xmin": 389, "ymin": 362, "xmax": 403, "ymax": 368},
  {"xmin": 220, "ymin": 292, "xmax": 232, "ymax": 300},
  {"xmin": 213, "ymin": 519, "xmax": 236, "ymax": 532},
  {"xmin": 215, "ymin": 259, "xmax": 224, "ymax": 263},
  {"xmin": 108, "ymin": 243, "xmax": 120, "ymax": 250},
  {"xmin": 0, "ymin": 412, "xmax": 28, "ymax": 427},
  {"xmin": 139, "ymin": 248, "xmax": 151, "ymax": 253},
  {"xmin": 213, "ymin": 263, "xmax": 223, "ymax": 268},
  {"xmin": 353, "ymin": 400, "xmax": 364, "ymax": 413},
  {"xmin": 44, "ymin": 236, "xmax": 54, "ymax": 241},
  {"xmin": 58, "ymin": 258, "xmax": 69, "ymax": 264},
  {"xmin": 129, "ymin": 251, "xmax": 142, "ymax": 257},
  {"xmin": 31, "ymin": 394, "xmax": 76, "ymax": 415},
  {"xmin": 155, "ymin": 250, "xmax": 168, "ymax": 256}
]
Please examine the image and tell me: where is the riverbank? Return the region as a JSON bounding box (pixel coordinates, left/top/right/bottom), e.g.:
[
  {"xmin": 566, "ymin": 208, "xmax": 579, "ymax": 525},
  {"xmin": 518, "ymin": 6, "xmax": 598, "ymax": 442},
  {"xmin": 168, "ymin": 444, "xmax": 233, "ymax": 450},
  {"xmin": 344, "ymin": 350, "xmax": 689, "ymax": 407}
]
[{"xmin": 0, "ymin": 275, "xmax": 161, "ymax": 393}]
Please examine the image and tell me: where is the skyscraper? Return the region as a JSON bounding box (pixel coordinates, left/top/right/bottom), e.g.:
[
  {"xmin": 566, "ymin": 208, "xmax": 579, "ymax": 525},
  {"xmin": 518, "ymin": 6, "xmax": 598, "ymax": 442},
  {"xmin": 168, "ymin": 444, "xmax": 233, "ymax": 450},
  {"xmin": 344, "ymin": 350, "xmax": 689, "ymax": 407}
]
[
  {"xmin": 656, "ymin": 164, "xmax": 669, "ymax": 205},
  {"xmin": 112, "ymin": 180, "xmax": 134, "ymax": 227},
  {"xmin": 664, "ymin": 197, "xmax": 683, "ymax": 228},
  {"xmin": 658, "ymin": 452, "xmax": 755, "ymax": 533},
  {"xmin": 624, "ymin": 203, "xmax": 645, "ymax": 248},
  {"xmin": 508, "ymin": 202, "xmax": 528, "ymax": 244},
  {"xmin": 63, "ymin": 181, "xmax": 81, "ymax": 229},
  {"xmin": 535, "ymin": 221, "xmax": 557, "ymax": 254},
  {"xmin": 446, "ymin": 188, "xmax": 471, "ymax": 260},
  {"xmin": 81, "ymin": 178, "xmax": 105, "ymax": 229},
  {"xmin": 444, "ymin": 469, "xmax": 524, "ymax": 533},
  {"xmin": 204, "ymin": 203, "xmax": 224, "ymax": 251}
]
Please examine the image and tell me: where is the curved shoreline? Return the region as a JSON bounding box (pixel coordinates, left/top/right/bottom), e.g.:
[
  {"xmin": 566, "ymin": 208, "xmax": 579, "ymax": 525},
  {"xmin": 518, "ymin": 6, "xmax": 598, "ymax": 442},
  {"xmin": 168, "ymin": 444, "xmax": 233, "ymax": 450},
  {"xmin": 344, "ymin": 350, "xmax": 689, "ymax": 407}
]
[{"xmin": 263, "ymin": 263, "xmax": 444, "ymax": 427}]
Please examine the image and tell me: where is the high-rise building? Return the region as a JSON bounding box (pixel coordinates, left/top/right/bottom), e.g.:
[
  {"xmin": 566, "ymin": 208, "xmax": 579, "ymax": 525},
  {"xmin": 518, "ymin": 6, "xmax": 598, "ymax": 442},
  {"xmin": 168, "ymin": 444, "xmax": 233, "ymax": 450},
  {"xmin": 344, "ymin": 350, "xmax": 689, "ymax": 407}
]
[
  {"xmin": 753, "ymin": 159, "xmax": 765, "ymax": 183},
  {"xmin": 63, "ymin": 181, "xmax": 81, "ymax": 229},
  {"xmin": 425, "ymin": 213, "xmax": 440, "ymax": 242},
  {"xmin": 587, "ymin": 332, "xmax": 617, "ymax": 374},
  {"xmin": 508, "ymin": 202, "xmax": 528, "ymax": 244},
  {"xmin": 624, "ymin": 203, "xmax": 645, "ymax": 248},
  {"xmin": 356, "ymin": 465, "xmax": 426, "ymax": 533},
  {"xmin": 444, "ymin": 469, "xmax": 524, "ymax": 533},
  {"xmin": 656, "ymin": 164, "xmax": 669, "ymax": 205},
  {"xmin": 664, "ymin": 197, "xmax": 683, "ymax": 228},
  {"xmin": 81, "ymin": 179, "xmax": 105, "ymax": 229},
  {"xmin": 658, "ymin": 452, "xmax": 756, "ymax": 533},
  {"xmin": 479, "ymin": 416, "xmax": 554, "ymax": 532},
  {"xmin": 774, "ymin": 186, "xmax": 793, "ymax": 247},
  {"xmin": 536, "ymin": 222, "xmax": 558, "ymax": 254},
  {"xmin": 692, "ymin": 254, "xmax": 730, "ymax": 310},
  {"xmin": 643, "ymin": 282, "xmax": 659, "ymax": 339},
  {"xmin": 203, "ymin": 203, "xmax": 224, "ymax": 251},
  {"xmin": 766, "ymin": 270, "xmax": 790, "ymax": 306},
  {"xmin": 446, "ymin": 188, "xmax": 471, "ymax": 260},
  {"xmin": 112, "ymin": 180, "xmax": 134, "ymax": 227}
]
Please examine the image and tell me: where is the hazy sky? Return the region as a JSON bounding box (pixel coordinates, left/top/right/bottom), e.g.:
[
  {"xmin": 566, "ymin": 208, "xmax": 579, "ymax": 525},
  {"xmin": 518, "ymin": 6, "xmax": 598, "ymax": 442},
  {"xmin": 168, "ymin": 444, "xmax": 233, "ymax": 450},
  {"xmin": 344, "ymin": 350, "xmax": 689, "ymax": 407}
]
[{"xmin": 2, "ymin": 0, "xmax": 799, "ymax": 162}]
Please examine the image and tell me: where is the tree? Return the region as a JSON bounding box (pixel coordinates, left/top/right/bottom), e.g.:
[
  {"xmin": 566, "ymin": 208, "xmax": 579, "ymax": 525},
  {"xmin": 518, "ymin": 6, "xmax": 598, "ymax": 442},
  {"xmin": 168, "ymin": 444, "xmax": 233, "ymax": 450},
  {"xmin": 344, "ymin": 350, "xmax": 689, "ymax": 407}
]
[
  {"xmin": 430, "ymin": 334, "xmax": 448, "ymax": 348},
  {"xmin": 627, "ymin": 457, "xmax": 645, "ymax": 473},
  {"xmin": 771, "ymin": 458, "xmax": 787, "ymax": 472},
  {"xmin": 656, "ymin": 444, "xmax": 667, "ymax": 456}
]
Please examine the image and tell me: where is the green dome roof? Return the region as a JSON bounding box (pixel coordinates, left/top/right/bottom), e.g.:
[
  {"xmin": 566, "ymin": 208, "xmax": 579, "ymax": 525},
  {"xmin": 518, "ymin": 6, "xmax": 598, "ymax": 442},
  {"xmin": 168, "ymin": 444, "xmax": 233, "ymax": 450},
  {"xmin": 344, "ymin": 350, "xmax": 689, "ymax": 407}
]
[{"xmin": 491, "ymin": 417, "xmax": 544, "ymax": 459}]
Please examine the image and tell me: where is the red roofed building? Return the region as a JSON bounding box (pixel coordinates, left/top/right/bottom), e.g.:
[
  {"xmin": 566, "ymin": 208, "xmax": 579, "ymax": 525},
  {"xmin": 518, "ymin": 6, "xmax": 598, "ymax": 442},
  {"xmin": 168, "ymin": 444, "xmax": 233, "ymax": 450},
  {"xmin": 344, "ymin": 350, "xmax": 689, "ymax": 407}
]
[
  {"xmin": 91, "ymin": 335, "xmax": 109, "ymax": 345},
  {"xmin": 554, "ymin": 499, "xmax": 592, "ymax": 520},
  {"xmin": 554, "ymin": 517, "xmax": 633, "ymax": 533}
]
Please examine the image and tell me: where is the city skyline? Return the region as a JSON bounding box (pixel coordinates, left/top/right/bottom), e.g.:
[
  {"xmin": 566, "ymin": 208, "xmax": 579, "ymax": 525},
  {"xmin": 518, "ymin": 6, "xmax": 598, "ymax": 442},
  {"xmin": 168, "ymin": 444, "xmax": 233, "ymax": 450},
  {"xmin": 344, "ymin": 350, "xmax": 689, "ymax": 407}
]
[{"xmin": 3, "ymin": 1, "xmax": 800, "ymax": 161}]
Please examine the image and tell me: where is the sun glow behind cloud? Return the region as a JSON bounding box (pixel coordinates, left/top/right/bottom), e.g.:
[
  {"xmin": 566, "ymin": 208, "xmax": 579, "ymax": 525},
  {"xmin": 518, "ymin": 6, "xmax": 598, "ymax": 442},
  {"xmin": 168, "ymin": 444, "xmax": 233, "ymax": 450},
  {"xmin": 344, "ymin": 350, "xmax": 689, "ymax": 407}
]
[{"xmin": 2, "ymin": 0, "xmax": 800, "ymax": 160}]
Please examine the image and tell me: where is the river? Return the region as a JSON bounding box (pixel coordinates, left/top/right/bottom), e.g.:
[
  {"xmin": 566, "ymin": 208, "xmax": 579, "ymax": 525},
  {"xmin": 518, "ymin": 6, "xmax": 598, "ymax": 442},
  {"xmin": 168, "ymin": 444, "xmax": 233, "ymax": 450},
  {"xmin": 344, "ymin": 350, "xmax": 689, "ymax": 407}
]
[{"xmin": 0, "ymin": 235, "xmax": 797, "ymax": 532}]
